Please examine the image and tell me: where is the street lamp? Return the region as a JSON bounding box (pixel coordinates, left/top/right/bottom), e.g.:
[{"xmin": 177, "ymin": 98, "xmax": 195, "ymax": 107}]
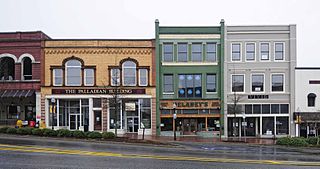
[
  {"xmin": 173, "ymin": 103, "xmax": 177, "ymax": 141},
  {"xmin": 242, "ymin": 112, "xmax": 246, "ymax": 143},
  {"xmin": 51, "ymin": 98, "xmax": 56, "ymax": 130}
]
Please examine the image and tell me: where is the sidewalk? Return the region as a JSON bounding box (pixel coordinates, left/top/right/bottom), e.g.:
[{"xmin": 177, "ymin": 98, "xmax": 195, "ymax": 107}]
[{"xmin": 121, "ymin": 134, "xmax": 276, "ymax": 145}]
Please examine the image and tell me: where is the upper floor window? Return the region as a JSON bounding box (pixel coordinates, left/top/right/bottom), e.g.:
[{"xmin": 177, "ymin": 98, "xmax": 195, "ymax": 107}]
[
  {"xmin": 22, "ymin": 57, "xmax": 32, "ymax": 80},
  {"xmin": 122, "ymin": 61, "xmax": 136, "ymax": 86},
  {"xmin": 275, "ymin": 43, "xmax": 284, "ymax": 60},
  {"xmin": 139, "ymin": 69, "xmax": 148, "ymax": 86},
  {"xmin": 246, "ymin": 43, "xmax": 255, "ymax": 61},
  {"xmin": 206, "ymin": 74, "xmax": 216, "ymax": 92},
  {"xmin": 65, "ymin": 59, "xmax": 82, "ymax": 86},
  {"xmin": 178, "ymin": 74, "xmax": 202, "ymax": 98},
  {"xmin": 163, "ymin": 74, "xmax": 174, "ymax": 93},
  {"xmin": 84, "ymin": 69, "xmax": 94, "ymax": 86},
  {"xmin": 206, "ymin": 43, "xmax": 216, "ymax": 62},
  {"xmin": 252, "ymin": 74, "xmax": 264, "ymax": 92},
  {"xmin": 307, "ymin": 93, "xmax": 316, "ymax": 107},
  {"xmin": 111, "ymin": 69, "xmax": 120, "ymax": 86},
  {"xmin": 260, "ymin": 43, "xmax": 269, "ymax": 60},
  {"xmin": 232, "ymin": 43, "xmax": 241, "ymax": 61},
  {"xmin": 191, "ymin": 43, "xmax": 202, "ymax": 62},
  {"xmin": 53, "ymin": 69, "xmax": 63, "ymax": 86},
  {"xmin": 232, "ymin": 75, "xmax": 244, "ymax": 92},
  {"xmin": 178, "ymin": 43, "xmax": 188, "ymax": 62},
  {"xmin": 0, "ymin": 57, "xmax": 15, "ymax": 80},
  {"xmin": 163, "ymin": 43, "xmax": 173, "ymax": 62},
  {"xmin": 271, "ymin": 74, "xmax": 284, "ymax": 92}
]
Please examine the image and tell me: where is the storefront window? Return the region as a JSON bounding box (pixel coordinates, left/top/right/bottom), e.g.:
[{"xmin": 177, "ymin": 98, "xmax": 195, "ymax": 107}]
[
  {"xmin": 161, "ymin": 118, "xmax": 173, "ymax": 131},
  {"xmin": 208, "ymin": 118, "xmax": 220, "ymax": 131},
  {"xmin": 93, "ymin": 98, "xmax": 101, "ymax": 108},
  {"xmin": 276, "ymin": 117, "xmax": 289, "ymax": 135},
  {"xmin": 81, "ymin": 99, "xmax": 89, "ymax": 127},
  {"xmin": 58, "ymin": 100, "xmax": 68, "ymax": 126},
  {"xmin": 262, "ymin": 117, "xmax": 274, "ymax": 135},
  {"xmin": 109, "ymin": 108, "xmax": 121, "ymax": 129},
  {"xmin": 140, "ymin": 99, "xmax": 151, "ymax": 129}
]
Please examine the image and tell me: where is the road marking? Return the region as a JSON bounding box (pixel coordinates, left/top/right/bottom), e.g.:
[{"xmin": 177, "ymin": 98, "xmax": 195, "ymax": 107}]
[{"xmin": 0, "ymin": 143, "xmax": 319, "ymax": 166}]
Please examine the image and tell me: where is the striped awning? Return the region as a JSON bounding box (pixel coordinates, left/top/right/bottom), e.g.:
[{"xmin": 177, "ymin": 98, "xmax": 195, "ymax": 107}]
[{"xmin": 0, "ymin": 90, "xmax": 35, "ymax": 98}]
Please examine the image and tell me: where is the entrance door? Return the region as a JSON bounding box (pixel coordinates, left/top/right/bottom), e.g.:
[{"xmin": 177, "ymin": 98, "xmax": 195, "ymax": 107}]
[
  {"xmin": 70, "ymin": 114, "xmax": 80, "ymax": 130},
  {"xmin": 94, "ymin": 110, "xmax": 102, "ymax": 131},
  {"xmin": 127, "ymin": 117, "xmax": 139, "ymax": 133},
  {"xmin": 182, "ymin": 119, "xmax": 197, "ymax": 135}
]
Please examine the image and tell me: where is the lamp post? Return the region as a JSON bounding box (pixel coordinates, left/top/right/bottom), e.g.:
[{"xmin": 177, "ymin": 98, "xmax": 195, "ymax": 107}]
[
  {"xmin": 173, "ymin": 103, "xmax": 177, "ymax": 141},
  {"xmin": 242, "ymin": 112, "xmax": 246, "ymax": 143},
  {"xmin": 51, "ymin": 98, "xmax": 56, "ymax": 130}
]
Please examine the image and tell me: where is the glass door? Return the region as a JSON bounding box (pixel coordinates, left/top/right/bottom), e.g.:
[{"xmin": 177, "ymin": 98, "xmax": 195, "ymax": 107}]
[
  {"xmin": 70, "ymin": 114, "xmax": 80, "ymax": 130},
  {"xmin": 94, "ymin": 110, "xmax": 102, "ymax": 131},
  {"xmin": 126, "ymin": 116, "xmax": 139, "ymax": 133}
]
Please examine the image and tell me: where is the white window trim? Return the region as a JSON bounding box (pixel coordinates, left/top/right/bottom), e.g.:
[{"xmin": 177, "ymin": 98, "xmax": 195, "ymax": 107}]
[
  {"xmin": 84, "ymin": 69, "xmax": 94, "ymax": 86},
  {"xmin": 251, "ymin": 73, "xmax": 265, "ymax": 93},
  {"xmin": 163, "ymin": 74, "xmax": 174, "ymax": 94},
  {"xmin": 270, "ymin": 73, "xmax": 285, "ymax": 93},
  {"xmin": 53, "ymin": 69, "xmax": 63, "ymax": 86},
  {"xmin": 274, "ymin": 42, "xmax": 285, "ymax": 62},
  {"xmin": 259, "ymin": 42, "xmax": 270, "ymax": 61},
  {"xmin": 206, "ymin": 74, "xmax": 217, "ymax": 94},
  {"xmin": 162, "ymin": 43, "xmax": 174, "ymax": 62},
  {"xmin": 231, "ymin": 42, "xmax": 242, "ymax": 62},
  {"xmin": 177, "ymin": 43, "xmax": 188, "ymax": 62},
  {"xmin": 111, "ymin": 69, "xmax": 120, "ymax": 86},
  {"xmin": 206, "ymin": 43, "xmax": 217, "ymax": 63},
  {"xmin": 139, "ymin": 69, "xmax": 148, "ymax": 86},
  {"xmin": 230, "ymin": 74, "xmax": 245, "ymax": 94},
  {"xmin": 245, "ymin": 42, "xmax": 256, "ymax": 62},
  {"xmin": 122, "ymin": 62, "xmax": 136, "ymax": 86}
]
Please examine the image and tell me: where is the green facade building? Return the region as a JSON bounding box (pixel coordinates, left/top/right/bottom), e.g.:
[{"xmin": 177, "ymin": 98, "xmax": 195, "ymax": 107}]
[{"xmin": 155, "ymin": 19, "xmax": 225, "ymax": 137}]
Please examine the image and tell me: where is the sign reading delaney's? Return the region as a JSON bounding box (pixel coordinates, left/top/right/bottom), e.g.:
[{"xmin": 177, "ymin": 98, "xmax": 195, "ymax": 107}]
[
  {"xmin": 52, "ymin": 88, "xmax": 145, "ymax": 95},
  {"xmin": 160, "ymin": 100, "xmax": 220, "ymax": 109}
]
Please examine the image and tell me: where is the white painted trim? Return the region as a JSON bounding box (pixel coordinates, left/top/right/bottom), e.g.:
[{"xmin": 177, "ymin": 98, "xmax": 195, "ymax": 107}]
[
  {"xmin": 160, "ymin": 34, "xmax": 220, "ymax": 39},
  {"xmin": 45, "ymin": 94, "xmax": 152, "ymax": 99},
  {"xmin": 259, "ymin": 42, "xmax": 271, "ymax": 61},
  {"xmin": 230, "ymin": 74, "xmax": 245, "ymax": 94},
  {"xmin": 230, "ymin": 42, "xmax": 242, "ymax": 62},
  {"xmin": 17, "ymin": 53, "xmax": 36, "ymax": 63},
  {"xmin": 244, "ymin": 42, "xmax": 256, "ymax": 62},
  {"xmin": 227, "ymin": 31, "xmax": 290, "ymax": 34},
  {"xmin": 250, "ymin": 73, "xmax": 265, "ymax": 93},
  {"xmin": 226, "ymin": 114, "xmax": 289, "ymax": 117},
  {"xmin": 162, "ymin": 62, "xmax": 218, "ymax": 66},
  {"xmin": 274, "ymin": 42, "xmax": 285, "ymax": 61},
  {"xmin": 0, "ymin": 53, "xmax": 17, "ymax": 62},
  {"xmin": 270, "ymin": 73, "xmax": 285, "ymax": 93}
]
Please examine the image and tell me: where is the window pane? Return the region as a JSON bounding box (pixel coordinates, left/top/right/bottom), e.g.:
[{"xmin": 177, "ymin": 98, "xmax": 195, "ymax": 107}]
[
  {"xmin": 262, "ymin": 117, "xmax": 274, "ymax": 135},
  {"xmin": 245, "ymin": 105, "xmax": 252, "ymax": 114},
  {"xmin": 139, "ymin": 69, "xmax": 148, "ymax": 86},
  {"xmin": 23, "ymin": 58, "xmax": 32, "ymax": 80},
  {"xmin": 206, "ymin": 74, "xmax": 216, "ymax": 92},
  {"xmin": 232, "ymin": 44, "xmax": 241, "ymax": 61},
  {"xmin": 178, "ymin": 75, "xmax": 186, "ymax": 98},
  {"xmin": 123, "ymin": 61, "xmax": 136, "ymax": 86},
  {"xmin": 111, "ymin": 69, "xmax": 120, "ymax": 86},
  {"xmin": 66, "ymin": 60, "xmax": 81, "ymax": 86},
  {"xmin": 252, "ymin": 74, "xmax": 264, "ymax": 92},
  {"xmin": 253, "ymin": 104, "xmax": 261, "ymax": 114},
  {"xmin": 191, "ymin": 44, "xmax": 202, "ymax": 62},
  {"xmin": 232, "ymin": 75, "xmax": 244, "ymax": 92},
  {"xmin": 84, "ymin": 69, "xmax": 94, "ymax": 86},
  {"xmin": 260, "ymin": 43, "xmax": 269, "ymax": 60},
  {"xmin": 246, "ymin": 43, "xmax": 255, "ymax": 60},
  {"xmin": 163, "ymin": 44, "xmax": 173, "ymax": 62},
  {"xmin": 262, "ymin": 104, "xmax": 270, "ymax": 114},
  {"xmin": 163, "ymin": 75, "xmax": 173, "ymax": 93},
  {"xmin": 271, "ymin": 104, "xmax": 280, "ymax": 114},
  {"xmin": 280, "ymin": 104, "xmax": 289, "ymax": 114},
  {"xmin": 275, "ymin": 43, "xmax": 284, "ymax": 60},
  {"xmin": 178, "ymin": 43, "xmax": 188, "ymax": 62},
  {"xmin": 276, "ymin": 117, "xmax": 289, "ymax": 135},
  {"xmin": 272, "ymin": 74, "xmax": 284, "ymax": 92},
  {"xmin": 206, "ymin": 43, "xmax": 216, "ymax": 62},
  {"xmin": 53, "ymin": 69, "xmax": 63, "ymax": 86}
]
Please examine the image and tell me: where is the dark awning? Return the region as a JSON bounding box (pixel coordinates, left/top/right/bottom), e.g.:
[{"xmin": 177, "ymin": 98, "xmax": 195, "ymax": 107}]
[{"xmin": 0, "ymin": 90, "xmax": 35, "ymax": 98}]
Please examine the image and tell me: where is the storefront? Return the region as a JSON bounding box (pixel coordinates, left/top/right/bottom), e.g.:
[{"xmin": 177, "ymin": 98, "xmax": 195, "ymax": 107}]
[
  {"xmin": 294, "ymin": 112, "xmax": 320, "ymax": 137},
  {"xmin": 159, "ymin": 100, "xmax": 221, "ymax": 137}
]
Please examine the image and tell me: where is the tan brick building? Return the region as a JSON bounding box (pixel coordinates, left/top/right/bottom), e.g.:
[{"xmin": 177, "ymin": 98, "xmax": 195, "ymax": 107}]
[{"xmin": 41, "ymin": 39, "xmax": 156, "ymax": 135}]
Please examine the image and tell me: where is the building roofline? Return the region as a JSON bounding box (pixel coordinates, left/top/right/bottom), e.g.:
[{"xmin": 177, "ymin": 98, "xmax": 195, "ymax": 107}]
[
  {"xmin": 45, "ymin": 38, "xmax": 154, "ymax": 41},
  {"xmin": 296, "ymin": 67, "xmax": 320, "ymax": 70}
]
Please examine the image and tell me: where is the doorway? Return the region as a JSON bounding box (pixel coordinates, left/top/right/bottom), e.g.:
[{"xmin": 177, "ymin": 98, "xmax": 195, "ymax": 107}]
[
  {"xmin": 70, "ymin": 114, "xmax": 80, "ymax": 130},
  {"xmin": 127, "ymin": 116, "xmax": 139, "ymax": 133},
  {"xmin": 94, "ymin": 110, "xmax": 102, "ymax": 131},
  {"xmin": 182, "ymin": 118, "xmax": 197, "ymax": 135}
]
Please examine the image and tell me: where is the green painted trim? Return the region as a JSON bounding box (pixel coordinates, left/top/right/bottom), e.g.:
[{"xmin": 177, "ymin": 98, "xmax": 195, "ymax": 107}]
[
  {"xmin": 159, "ymin": 27, "xmax": 221, "ymax": 34},
  {"xmin": 219, "ymin": 20, "xmax": 225, "ymax": 136},
  {"xmin": 155, "ymin": 20, "xmax": 161, "ymax": 136}
]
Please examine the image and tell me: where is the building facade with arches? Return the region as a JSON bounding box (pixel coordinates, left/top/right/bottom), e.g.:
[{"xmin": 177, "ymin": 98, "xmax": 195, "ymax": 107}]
[
  {"xmin": 0, "ymin": 31, "xmax": 50, "ymax": 126},
  {"xmin": 42, "ymin": 39, "xmax": 156, "ymax": 135}
]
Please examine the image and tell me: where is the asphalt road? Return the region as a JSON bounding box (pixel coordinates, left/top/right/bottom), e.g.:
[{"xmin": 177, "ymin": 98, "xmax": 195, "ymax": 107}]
[{"xmin": 0, "ymin": 134, "xmax": 320, "ymax": 169}]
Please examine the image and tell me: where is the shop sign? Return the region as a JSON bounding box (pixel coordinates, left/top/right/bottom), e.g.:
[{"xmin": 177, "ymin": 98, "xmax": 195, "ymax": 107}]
[
  {"xmin": 248, "ymin": 95, "xmax": 269, "ymax": 99},
  {"xmin": 125, "ymin": 102, "xmax": 136, "ymax": 111},
  {"xmin": 160, "ymin": 100, "xmax": 220, "ymax": 109},
  {"xmin": 52, "ymin": 88, "xmax": 145, "ymax": 95}
]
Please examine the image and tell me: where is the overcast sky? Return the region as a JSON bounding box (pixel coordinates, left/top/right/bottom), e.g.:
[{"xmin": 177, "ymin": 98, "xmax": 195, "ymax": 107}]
[{"xmin": 0, "ymin": 0, "xmax": 319, "ymax": 66}]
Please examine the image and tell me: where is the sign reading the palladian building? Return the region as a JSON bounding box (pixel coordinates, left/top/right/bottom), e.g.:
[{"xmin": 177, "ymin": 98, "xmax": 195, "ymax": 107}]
[
  {"xmin": 52, "ymin": 88, "xmax": 146, "ymax": 95},
  {"xmin": 160, "ymin": 100, "xmax": 220, "ymax": 109}
]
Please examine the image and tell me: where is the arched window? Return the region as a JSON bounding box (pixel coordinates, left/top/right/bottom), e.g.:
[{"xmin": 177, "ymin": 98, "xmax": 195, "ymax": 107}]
[
  {"xmin": 122, "ymin": 61, "xmax": 136, "ymax": 86},
  {"xmin": 22, "ymin": 57, "xmax": 32, "ymax": 80},
  {"xmin": 308, "ymin": 93, "xmax": 316, "ymax": 107},
  {"xmin": 65, "ymin": 59, "xmax": 82, "ymax": 86},
  {"xmin": 0, "ymin": 57, "xmax": 15, "ymax": 80}
]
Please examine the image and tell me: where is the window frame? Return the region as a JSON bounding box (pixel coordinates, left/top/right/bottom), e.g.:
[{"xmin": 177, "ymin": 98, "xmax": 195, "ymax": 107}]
[
  {"xmin": 65, "ymin": 59, "xmax": 82, "ymax": 86},
  {"xmin": 206, "ymin": 43, "xmax": 217, "ymax": 62},
  {"xmin": 53, "ymin": 69, "xmax": 63, "ymax": 86},
  {"xmin": 163, "ymin": 74, "xmax": 174, "ymax": 94},
  {"xmin": 122, "ymin": 61, "xmax": 137, "ymax": 86},
  {"xmin": 178, "ymin": 74, "xmax": 202, "ymax": 98},
  {"xmin": 274, "ymin": 42, "xmax": 285, "ymax": 61},
  {"xmin": 22, "ymin": 57, "xmax": 32, "ymax": 80},
  {"xmin": 245, "ymin": 42, "xmax": 256, "ymax": 61},
  {"xmin": 177, "ymin": 43, "xmax": 188, "ymax": 62},
  {"xmin": 110, "ymin": 68, "xmax": 120, "ymax": 86},
  {"xmin": 260, "ymin": 42, "xmax": 270, "ymax": 61},
  {"xmin": 139, "ymin": 69, "xmax": 148, "ymax": 86},
  {"xmin": 251, "ymin": 74, "xmax": 265, "ymax": 93},
  {"xmin": 84, "ymin": 68, "xmax": 95, "ymax": 86},
  {"xmin": 206, "ymin": 74, "xmax": 217, "ymax": 93},
  {"xmin": 307, "ymin": 93, "xmax": 316, "ymax": 107},
  {"xmin": 271, "ymin": 73, "xmax": 285, "ymax": 93},
  {"xmin": 163, "ymin": 43, "xmax": 174, "ymax": 62},
  {"xmin": 191, "ymin": 43, "xmax": 203, "ymax": 62},
  {"xmin": 231, "ymin": 74, "xmax": 245, "ymax": 93},
  {"xmin": 231, "ymin": 43, "xmax": 242, "ymax": 62}
]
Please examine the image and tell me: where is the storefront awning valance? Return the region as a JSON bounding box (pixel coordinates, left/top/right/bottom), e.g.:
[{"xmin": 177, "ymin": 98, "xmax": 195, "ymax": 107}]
[{"xmin": 0, "ymin": 90, "xmax": 35, "ymax": 98}]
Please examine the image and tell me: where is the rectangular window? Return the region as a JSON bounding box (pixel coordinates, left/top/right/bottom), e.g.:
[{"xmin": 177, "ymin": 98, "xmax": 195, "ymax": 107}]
[
  {"xmin": 276, "ymin": 117, "xmax": 289, "ymax": 135},
  {"xmin": 206, "ymin": 43, "xmax": 216, "ymax": 62},
  {"xmin": 280, "ymin": 104, "xmax": 289, "ymax": 114},
  {"xmin": 245, "ymin": 105, "xmax": 252, "ymax": 114},
  {"xmin": 53, "ymin": 69, "xmax": 63, "ymax": 86},
  {"xmin": 232, "ymin": 43, "xmax": 241, "ymax": 61},
  {"xmin": 252, "ymin": 74, "xmax": 264, "ymax": 92},
  {"xmin": 246, "ymin": 43, "xmax": 255, "ymax": 61},
  {"xmin": 262, "ymin": 117, "xmax": 274, "ymax": 135},
  {"xmin": 111, "ymin": 69, "xmax": 120, "ymax": 86},
  {"xmin": 84, "ymin": 69, "xmax": 94, "ymax": 86},
  {"xmin": 178, "ymin": 74, "xmax": 202, "ymax": 98},
  {"xmin": 253, "ymin": 104, "xmax": 261, "ymax": 114},
  {"xmin": 232, "ymin": 75, "xmax": 244, "ymax": 92},
  {"xmin": 163, "ymin": 74, "xmax": 174, "ymax": 93},
  {"xmin": 139, "ymin": 69, "xmax": 148, "ymax": 86},
  {"xmin": 163, "ymin": 43, "xmax": 173, "ymax": 62},
  {"xmin": 275, "ymin": 43, "xmax": 284, "ymax": 60},
  {"xmin": 178, "ymin": 43, "xmax": 188, "ymax": 62},
  {"xmin": 260, "ymin": 43, "xmax": 269, "ymax": 60},
  {"xmin": 206, "ymin": 74, "xmax": 216, "ymax": 92},
  {"xmin": 262, "ymin": 104, "xmax": 270, "ymax": 114},
  {"xmin": 272, "ymin": 74, "xmax": 284, "ymax": 92},
  {"xmin": 271, "ymin": 104, "xmax": 280, "ymax": 114},
  {"xmin": 191, "ymin": 43, "xmax": 202, "ymax": 62}
]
